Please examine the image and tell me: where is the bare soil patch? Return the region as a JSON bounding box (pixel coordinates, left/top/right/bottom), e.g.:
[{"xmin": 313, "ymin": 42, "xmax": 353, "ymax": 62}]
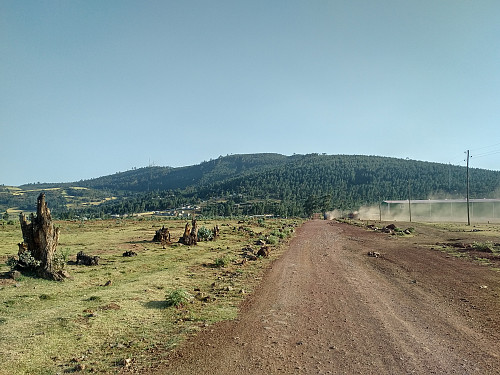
[{"xmin": 154, "ymin": 220, "xmax": 500, "ymax": 374}]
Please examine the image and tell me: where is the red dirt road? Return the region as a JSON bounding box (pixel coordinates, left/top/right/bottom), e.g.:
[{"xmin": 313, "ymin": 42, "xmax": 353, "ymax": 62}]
[{"xmin": 157, "ymin": 220, "xmax": 500, "ymax": 374}]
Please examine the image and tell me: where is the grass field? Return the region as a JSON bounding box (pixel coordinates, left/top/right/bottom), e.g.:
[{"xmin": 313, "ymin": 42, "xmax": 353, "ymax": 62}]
[{"xmin": 0, "ymin": 217, "xmax": 301, "ymax": 374}]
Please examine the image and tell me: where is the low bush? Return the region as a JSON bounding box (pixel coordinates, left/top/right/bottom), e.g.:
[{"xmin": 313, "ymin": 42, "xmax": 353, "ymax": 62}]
[
  {"xmin": 266, "ymin": 235, "xmax": 279, "ymax": 245},
  {"xmin": 472, "ymin": 241, "xmax": 495, "ymax": 253},
  {"xmin": 165, "ymin": 289, "xmax": 192, "ymax": 308},
  {"xmin": 213, "ymin": 255, "xmax": 231, "ymax": 268}
]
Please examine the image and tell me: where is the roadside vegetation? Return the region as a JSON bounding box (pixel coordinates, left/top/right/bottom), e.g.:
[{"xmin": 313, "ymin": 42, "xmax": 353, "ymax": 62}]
[
  {"xmin": 337, "ymin": 219, "xmax": 500, "ymax": 270},
  {"xmin": 0, "ymin": 217, "xmax": 301, "ymax": 374}
]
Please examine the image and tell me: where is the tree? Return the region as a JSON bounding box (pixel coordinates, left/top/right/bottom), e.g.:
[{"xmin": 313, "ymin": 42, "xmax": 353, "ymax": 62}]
[{"xmin": 304, "ymin": 194, "xmax": 319, "ymax": 217}]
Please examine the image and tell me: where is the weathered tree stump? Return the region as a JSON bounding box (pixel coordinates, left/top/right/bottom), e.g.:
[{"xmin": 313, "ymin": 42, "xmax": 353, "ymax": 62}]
[
  {"xmin": 212, "ymin": 225, "xmax": 220, "ymax": 240},
  {"xmin": 18, "ymin": 193, "xmax": 68, "ymax": 281},
  {"xmin": 179, "ymin": 219, "xmax": 198, "ymax": 245},
  {"xmin": 153, "ymin": 226, "xmax": 171, "ymax": 247},
  {"xmin": 76, "ymin": 251, "xmax": 100, "ymax": 266}
]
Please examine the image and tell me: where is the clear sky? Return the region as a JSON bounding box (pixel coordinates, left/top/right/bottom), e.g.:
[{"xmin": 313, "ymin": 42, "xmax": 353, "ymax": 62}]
[{"xmin": 1, "ymin": 0, "xmax": 499, "ymax": 186}]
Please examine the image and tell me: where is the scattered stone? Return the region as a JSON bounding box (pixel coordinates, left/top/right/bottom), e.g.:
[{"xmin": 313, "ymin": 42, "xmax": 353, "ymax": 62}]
[
  {"xmin": 74, "ymin": 363, "xmax": 86, "ymax": 371},
  {"xmin": 7, "ymin": 270, "xmax": 21, "ymax": 280},
  {"xmin": 122, "ymin": 250, "xmax": 137, "ymax": 257},
  {"xmin": 118, "ymin": 358, "xmax": 131, "ymax": 368},
  {"xmin": 480, "ymin": 285, "xmax": 488, "ymax": 289},
  {"xmin": 195, "ymin": 292, "xmax": 213, "ymax": 302},
  {"xmin": 257, "ymin": 246, "xmax": 270, "ymax": 258}
]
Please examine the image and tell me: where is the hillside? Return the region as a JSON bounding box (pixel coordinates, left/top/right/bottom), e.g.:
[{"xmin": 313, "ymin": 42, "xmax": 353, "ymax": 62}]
[{"xmin": 2, "ymin": 153, "xmax": 499, "ymax": 218}]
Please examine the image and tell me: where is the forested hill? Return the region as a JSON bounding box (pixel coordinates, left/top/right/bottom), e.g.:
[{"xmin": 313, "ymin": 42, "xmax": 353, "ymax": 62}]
[
  {"xmin": 4, "ymin": 153, "xmax": 500, "ymax": 218},
  {"xmin": 65, "ymin": 153, "xmax": 290, "ymax": 192}
]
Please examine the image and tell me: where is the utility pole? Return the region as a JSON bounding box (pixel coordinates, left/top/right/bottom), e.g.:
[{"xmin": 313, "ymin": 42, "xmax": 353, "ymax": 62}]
[
  {"xmin": 408, "ymin": 179, "xmax": 412, "ymax": 222},
  {"xmin": 406, "ymin": 157, "xmax": 412, "ymax": 222},
  {"xmin": 466, "ymin": 150, "xmax": 470, "ymax": 226}
]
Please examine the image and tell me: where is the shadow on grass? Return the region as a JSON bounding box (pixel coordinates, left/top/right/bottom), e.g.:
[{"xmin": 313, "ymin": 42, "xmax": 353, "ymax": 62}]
[{"xmin": 144, "ymin": 300, "xmax": 169, "ymax": 309}]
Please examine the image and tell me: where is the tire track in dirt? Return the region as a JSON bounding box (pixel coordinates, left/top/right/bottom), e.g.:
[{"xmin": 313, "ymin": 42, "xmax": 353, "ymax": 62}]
[{"xmin": 154, "ymin": 220, "xmax": 500, "ymax": 374}]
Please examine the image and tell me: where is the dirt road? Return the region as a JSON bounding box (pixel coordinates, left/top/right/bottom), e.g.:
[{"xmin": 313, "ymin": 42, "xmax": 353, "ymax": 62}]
[{"xmin": 156, "ymin": 220, "xmax": 500, "ymax": 374}]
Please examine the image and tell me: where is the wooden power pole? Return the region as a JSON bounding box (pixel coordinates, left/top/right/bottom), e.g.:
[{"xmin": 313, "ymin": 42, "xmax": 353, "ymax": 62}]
[
  {"xmin": 466, "ymin": 149, "xmax": 470, "ymax": 226},
  {"xmin": 408, "ymin": 179, "xmax": 412, "ymax": 222}
]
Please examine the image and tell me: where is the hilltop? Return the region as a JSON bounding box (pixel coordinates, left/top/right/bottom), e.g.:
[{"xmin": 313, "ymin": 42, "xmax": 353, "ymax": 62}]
[{"xmin": 1, "ymin": 153, "xmax": 499, "ymax": 218}]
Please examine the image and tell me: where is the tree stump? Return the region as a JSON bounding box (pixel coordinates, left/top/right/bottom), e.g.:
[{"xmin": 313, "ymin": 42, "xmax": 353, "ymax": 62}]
[
  {"xmin": 18, "ymin": 193, "xmax": 68, "ymax": 281},
  {"xmin": 153, "ymin": 226, "xmax": 171, "ymax": 247},
  {"xmin": 212, "ymin": 225, "xmax": 220, "ymax": 240},
  {"xmin": 179, "ymin": 219, "xmax": 198, "ymax": 245},
  {"xmin": 76, "ymin": 251, "xmax": 100, "ymax": 266}
]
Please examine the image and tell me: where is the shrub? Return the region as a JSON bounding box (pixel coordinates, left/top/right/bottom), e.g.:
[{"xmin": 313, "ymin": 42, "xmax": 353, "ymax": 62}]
[
  {"xmin": 197, "ymin": 226, "xmax": 213, "ymax": 241},
  {"xmin": 213, "ymin": 255, "xmax": 230, "ymax": 268},
  {"xmin": 266, "ymin": 235, "xmax": 279, "ymax": 245},
  {"xmin": 472, "ymin": 241, "xmax": 494, "ymax": 253},
  {"xmin": 6, "ymin": 256, "xmax": 18, "ymax": 271},
  {"xmin": 53, "ymin": 248, "xmax": 71, "ymax": 270},
  {"xmin": 11, "ymin": 251, "xmax": 41, "ymax": 270},
  {"xmin": 165, "ymin": 289, "xmax": 192, "ymax": 308}
]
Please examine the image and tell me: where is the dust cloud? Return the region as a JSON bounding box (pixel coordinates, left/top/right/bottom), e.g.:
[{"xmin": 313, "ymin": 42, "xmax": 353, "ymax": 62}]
[{"xmin": 327, "ymin": 200, "xmax": 500, "ymax": 223}]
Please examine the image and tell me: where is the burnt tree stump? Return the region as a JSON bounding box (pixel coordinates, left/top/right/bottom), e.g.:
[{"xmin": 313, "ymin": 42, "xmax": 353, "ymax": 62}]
[
  {"xmin": 18, "ymin": 193, "xmax": 68, "ymax": 281},
  {"xmin": 153, "ymin": 226, "xmax": 171, "ymax": 247},
  {"xmin": 179, "ymin": 219, "xmax": 198, "ymax": 245}
]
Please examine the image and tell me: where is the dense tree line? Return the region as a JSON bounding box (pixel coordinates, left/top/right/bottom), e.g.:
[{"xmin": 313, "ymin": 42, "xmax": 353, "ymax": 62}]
[{"xmin": 3, "ymin": 154, "xmax": 499, "ymax": 218}]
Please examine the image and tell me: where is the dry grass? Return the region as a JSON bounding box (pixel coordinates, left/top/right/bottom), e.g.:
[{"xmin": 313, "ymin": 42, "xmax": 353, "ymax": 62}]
[{"xmin": 0, "ymin": 217, "xmax": 301, "ymax": 374}]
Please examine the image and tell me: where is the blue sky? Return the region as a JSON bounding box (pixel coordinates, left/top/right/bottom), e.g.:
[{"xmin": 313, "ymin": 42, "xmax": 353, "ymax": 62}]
[{"xmin": 1, "ymin": 0, "xmax": 499, "ymax": 186}]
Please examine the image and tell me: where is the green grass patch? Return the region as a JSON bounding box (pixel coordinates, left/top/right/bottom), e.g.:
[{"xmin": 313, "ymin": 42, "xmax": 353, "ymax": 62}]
[
  {"xmin": 472, "ymin": 241, "xmax": 496, "ymax": 253},
  {"xmin": 0, "ymin": 217, "xmax": 302, "ymax": 374}
]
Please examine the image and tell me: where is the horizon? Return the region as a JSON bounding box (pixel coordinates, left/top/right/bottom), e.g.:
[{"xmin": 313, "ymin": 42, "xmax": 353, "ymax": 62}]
[{"xmin": 2, "ymin": 1, "xmax": 499, "ymax": 186}]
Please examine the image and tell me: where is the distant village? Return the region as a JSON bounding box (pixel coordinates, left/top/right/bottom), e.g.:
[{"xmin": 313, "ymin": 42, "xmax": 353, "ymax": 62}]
[{"xmin": 110, "ymin": 205, "xmax": 202, "ymax": 219}]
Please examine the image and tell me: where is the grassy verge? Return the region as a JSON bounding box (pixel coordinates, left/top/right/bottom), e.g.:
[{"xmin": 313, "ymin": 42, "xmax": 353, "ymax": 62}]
[{"xmin": 0, "ymin": 217, "xmax": 301, "ymax": 374}]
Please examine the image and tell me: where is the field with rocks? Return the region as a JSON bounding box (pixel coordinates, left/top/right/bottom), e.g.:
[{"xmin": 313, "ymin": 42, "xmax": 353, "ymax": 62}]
[{"xmin": 0, "ymin": 217, "xmax": 300, "ymax": 374}]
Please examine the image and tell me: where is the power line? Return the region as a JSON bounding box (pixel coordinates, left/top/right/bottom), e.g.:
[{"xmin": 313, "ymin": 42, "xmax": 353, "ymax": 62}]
[
  {"xmin": 472, "ymin": 149, "xmax": 500, "ymax": 158},
  {"xmin": 470, "ymin": 142, "xmax": 500, "ymax": 152}
]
